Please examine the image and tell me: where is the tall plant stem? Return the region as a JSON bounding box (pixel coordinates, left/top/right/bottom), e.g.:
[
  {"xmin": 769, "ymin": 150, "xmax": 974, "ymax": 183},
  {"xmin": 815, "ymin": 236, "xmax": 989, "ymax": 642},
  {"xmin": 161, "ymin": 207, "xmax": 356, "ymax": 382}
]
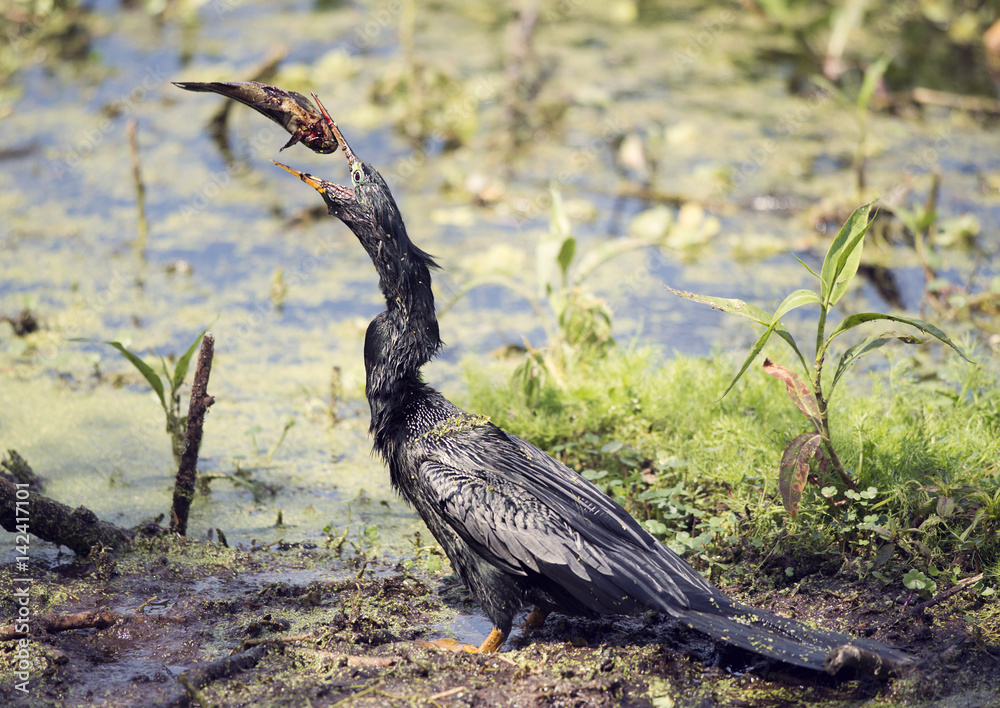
[{"xmin": 813, "ymin": 308, "xmax": 858, "ymax": 492}]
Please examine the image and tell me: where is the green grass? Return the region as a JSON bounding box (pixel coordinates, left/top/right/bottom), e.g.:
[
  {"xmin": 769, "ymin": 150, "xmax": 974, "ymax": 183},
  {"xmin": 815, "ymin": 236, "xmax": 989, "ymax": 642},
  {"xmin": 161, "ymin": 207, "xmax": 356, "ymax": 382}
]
[{"xmin": 463, "ymin": 344, "xmax": 1000, "ymax": 591}]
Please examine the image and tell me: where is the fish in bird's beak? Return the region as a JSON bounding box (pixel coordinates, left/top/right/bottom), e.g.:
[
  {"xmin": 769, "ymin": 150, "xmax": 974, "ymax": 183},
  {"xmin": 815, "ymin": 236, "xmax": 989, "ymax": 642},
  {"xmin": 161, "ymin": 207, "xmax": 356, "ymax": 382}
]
[
  {"xmin": 272, "ymin": 92, "xmax": 370, "ymax": 212},
  {"xmin": 173, "ymin": 80, "xmax": 340, "ymax": 154}
]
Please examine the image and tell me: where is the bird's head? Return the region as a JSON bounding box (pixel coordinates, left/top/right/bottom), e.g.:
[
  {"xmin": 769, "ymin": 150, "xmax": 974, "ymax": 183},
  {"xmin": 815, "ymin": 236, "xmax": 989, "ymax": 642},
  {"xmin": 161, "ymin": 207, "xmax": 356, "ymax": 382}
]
[
  {"xmin": 272, "ymin": 107, "xmax": 400, "ymax": 242},
  {"xmin": 273, "ymin": 94, "xmax": 439, "ymax": 327}
]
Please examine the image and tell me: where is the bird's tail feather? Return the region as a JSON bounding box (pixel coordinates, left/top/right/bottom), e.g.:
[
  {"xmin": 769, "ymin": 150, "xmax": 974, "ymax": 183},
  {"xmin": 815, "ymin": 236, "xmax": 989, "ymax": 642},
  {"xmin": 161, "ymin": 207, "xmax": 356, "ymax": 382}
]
[{"xmin": 675, "ymin": 602, "xmax": 911, "ymax": 675}]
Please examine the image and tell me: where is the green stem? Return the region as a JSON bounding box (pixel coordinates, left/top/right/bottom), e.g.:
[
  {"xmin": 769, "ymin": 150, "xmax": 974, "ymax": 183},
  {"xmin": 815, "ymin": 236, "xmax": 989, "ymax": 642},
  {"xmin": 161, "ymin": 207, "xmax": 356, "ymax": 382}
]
[{"xmin": 813, "ymin": 307, "xmax": 857, "ymax": 492}]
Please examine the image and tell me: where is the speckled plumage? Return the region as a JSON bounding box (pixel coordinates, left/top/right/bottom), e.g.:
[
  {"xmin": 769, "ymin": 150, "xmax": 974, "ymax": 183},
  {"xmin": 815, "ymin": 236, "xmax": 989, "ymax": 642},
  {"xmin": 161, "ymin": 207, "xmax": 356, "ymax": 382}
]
[{"xmin": 180, "ymin": 82, "xmax": 911, "ymax": 675}]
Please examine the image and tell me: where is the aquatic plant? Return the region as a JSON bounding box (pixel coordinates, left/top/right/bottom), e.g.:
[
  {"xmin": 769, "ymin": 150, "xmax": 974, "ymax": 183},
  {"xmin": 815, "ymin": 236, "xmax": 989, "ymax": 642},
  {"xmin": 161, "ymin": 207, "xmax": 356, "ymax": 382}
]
[
  {"xmin": 442, "ymin": 187, "xmax": 676, "ymax": 402},
  {"xmin": 667, "ymin": 202, "xmax": 969, "ymax": 516},
  {"xmin": 77, "ymin": 327, "xmax": 210, "ymax": 466}
]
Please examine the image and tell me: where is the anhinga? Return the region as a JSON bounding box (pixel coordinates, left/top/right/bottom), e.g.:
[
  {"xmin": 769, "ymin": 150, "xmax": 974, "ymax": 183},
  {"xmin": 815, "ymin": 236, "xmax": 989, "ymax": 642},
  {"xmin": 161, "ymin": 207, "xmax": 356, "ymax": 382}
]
[{"xmin": 176, "ymin": 82, "xmax": 911, "ymax": 676}]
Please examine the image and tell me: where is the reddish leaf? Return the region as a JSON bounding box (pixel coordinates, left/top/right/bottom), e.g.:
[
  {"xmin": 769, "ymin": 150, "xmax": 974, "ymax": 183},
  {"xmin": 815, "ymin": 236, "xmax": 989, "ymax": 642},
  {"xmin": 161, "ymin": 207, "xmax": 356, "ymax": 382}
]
[
  {"xmin": 778, "ymin": 432, "xmax": 822, "ymax": 516},
  {"xmin": 763, "ymin": 358, "xmax": 821, "ymax": 430}
]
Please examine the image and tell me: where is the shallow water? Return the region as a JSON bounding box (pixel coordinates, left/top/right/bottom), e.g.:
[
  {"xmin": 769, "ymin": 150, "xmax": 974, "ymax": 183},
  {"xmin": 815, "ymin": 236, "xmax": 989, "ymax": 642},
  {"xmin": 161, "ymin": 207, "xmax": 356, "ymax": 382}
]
[{"xmin": 2, "ymin": 0, "xmax": 998, "ymax": 554}]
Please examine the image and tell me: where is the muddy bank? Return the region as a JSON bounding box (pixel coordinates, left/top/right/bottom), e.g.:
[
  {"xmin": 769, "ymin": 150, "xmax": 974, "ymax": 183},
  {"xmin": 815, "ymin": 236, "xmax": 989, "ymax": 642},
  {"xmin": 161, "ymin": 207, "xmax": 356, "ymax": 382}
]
[{"xmin": 1, "ymin": 535, "xmax": 995, "ymax": 707}]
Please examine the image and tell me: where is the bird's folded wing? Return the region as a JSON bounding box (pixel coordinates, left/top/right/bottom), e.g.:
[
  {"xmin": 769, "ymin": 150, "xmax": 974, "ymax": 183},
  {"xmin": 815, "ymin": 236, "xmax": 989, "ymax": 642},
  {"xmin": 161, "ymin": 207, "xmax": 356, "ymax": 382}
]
[{"xmin": 417, "ymin": 425, "xmax": 711, "ymax": 612}]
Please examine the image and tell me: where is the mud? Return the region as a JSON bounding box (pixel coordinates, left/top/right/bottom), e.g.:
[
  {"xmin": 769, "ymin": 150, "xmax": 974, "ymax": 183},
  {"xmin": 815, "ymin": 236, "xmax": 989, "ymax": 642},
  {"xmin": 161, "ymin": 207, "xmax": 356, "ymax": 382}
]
[{"xmin": 1, "ymin": 536, "xmax": 995, "ymax": 707}]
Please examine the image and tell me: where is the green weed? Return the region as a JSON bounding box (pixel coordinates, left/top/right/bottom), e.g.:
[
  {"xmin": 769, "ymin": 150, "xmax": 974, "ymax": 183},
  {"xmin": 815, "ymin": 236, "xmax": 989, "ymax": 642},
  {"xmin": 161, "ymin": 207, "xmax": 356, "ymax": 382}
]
[
  {"xmin": 465, "ymin": 340, "xmax": 999, "ymax": 587},
  {"xmin": 443, "ymin": 188, "xmax": 677, "ymax": 402},
  {"xmin": 668, "ymin": 202, "xmax": 969, "ymax": 517},
  {"xmin": 74, "ymin": 327, "xmax": 211, "ymax": 465}
]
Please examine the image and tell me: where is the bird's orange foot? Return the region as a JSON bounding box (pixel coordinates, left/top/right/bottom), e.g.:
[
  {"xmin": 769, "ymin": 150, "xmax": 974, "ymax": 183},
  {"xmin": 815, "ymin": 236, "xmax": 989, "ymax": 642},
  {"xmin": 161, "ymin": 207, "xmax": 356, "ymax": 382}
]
[
  {"xmin": 521, "ymin": 609, "xmax": 549, "ymax": 631},
  {"xmin": 417, "ymin": 627, "xmax": 507, "ymax": 653}
]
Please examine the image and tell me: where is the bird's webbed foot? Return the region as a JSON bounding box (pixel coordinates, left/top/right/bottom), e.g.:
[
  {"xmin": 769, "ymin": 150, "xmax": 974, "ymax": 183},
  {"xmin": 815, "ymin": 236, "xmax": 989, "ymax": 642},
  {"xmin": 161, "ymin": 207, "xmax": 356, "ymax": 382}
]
[{"xmin": 521, "ymin": 609, "xmax": 549, "ymax": 631}]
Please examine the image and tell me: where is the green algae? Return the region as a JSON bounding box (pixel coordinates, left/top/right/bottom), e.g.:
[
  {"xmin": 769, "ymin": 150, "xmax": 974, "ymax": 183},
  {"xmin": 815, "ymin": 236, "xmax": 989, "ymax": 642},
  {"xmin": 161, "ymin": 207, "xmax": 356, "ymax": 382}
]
[{"xmin": 414, "ymin": 412, "xmax": 491, "ymax": 444}]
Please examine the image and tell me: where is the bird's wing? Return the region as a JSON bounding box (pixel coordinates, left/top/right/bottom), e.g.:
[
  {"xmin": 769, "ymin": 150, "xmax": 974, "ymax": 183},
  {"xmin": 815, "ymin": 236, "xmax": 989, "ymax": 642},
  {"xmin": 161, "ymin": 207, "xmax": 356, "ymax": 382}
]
[{"xmin": 417, "ymin": 424, "xmax": 717, "ymax": 613}]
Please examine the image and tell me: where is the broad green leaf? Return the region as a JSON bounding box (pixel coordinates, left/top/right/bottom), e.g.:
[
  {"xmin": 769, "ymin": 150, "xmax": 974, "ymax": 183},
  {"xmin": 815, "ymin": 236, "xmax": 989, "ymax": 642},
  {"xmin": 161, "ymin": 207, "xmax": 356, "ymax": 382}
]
[
  {"xmin": 556, "ymin": 237, "xmax": 576, "ymax": 283},
  {"xmin": 778, "ymin": 432, "xmax": 822, "ymax": 516},
  {"xmin": 665, "ymin": 286, "xmax": 773, "ymax": 326},
  {"xmin": 762, "ymin": 358, "xmax": 821, "ymax": 430},
  {"xmin": 959, "ymin": 508, "xmax": 986, "ymax": 543},
  {"xmin": 172, "ymin": 328, "xmax": 211, "ymax": 393},
  {"xmin": 106, "ymin": 342, "xmax": 166, "ymax": 409},
  {"xmin": 665, "ymin": 285, "xmax": 810, "ymax": 394},
  {"xmin": 873, "ymin": 542, "xmax": 895, "ymax": 569},
  {"xmin": 819, "ymin": 202, "xmax": 875, "ymax": 308},
  {"xmin": 830, "ymin": 331, "xmax": 924, "ymax": 395},
  {"xmin": 772, "ymin": 289, "xmax": 822, "ymax": 320},
  {"xmin": 827, "ymin": 312, "xmax": 971, "ymax": 361}
]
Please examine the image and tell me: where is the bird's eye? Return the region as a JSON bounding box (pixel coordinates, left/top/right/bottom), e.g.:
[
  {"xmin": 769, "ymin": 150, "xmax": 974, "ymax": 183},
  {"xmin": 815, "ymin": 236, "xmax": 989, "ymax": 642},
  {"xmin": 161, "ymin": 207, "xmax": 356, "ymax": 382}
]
[{"xmin": 352, "ymin": 167, "xmax": 364, "ymax": 185}]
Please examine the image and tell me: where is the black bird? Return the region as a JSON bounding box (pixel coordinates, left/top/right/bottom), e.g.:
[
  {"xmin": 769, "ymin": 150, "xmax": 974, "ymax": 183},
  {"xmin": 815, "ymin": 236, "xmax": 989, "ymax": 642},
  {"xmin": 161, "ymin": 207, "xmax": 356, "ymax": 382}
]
[{"xmin": 178, "ymin": 82, "xmax": 912, "ymax": 676}]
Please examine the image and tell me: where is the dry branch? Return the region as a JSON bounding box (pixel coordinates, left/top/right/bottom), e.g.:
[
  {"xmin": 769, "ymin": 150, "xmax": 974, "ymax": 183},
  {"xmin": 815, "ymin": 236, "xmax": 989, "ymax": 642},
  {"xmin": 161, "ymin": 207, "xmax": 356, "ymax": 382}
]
[
  {"xmin": 157, "ymin": 644, "xmax": 270, "ymax": 708},
  {"xmin": 0, "ymin": 609, "xmax": 123, "ymax": 641},
  {"xmin": 170, "ymin": 333, "xmax": 216, "ymax": 535}
]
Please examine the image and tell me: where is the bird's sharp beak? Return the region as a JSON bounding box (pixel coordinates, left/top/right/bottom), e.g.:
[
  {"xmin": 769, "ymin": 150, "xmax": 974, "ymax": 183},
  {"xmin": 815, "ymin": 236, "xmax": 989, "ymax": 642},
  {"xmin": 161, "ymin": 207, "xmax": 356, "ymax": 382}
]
[
  {"xmin": 272, "ymin": 160, "xmax": 327, "ymax": 194},
  {"xmin": 310, "ymin": 92, "xmax": 358, "ymax": 167},
  {"xmin": 272, "ymin": 160, "xmax": 355, "ymax": 202}
]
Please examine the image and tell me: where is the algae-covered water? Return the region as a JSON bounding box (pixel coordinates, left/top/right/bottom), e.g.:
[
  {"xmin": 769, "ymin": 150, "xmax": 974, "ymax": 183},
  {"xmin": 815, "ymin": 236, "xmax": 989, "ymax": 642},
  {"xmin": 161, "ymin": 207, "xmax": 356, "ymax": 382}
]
[{"xmin": 2, "ymin": 0, "xmax": 999, "ymax": 554}]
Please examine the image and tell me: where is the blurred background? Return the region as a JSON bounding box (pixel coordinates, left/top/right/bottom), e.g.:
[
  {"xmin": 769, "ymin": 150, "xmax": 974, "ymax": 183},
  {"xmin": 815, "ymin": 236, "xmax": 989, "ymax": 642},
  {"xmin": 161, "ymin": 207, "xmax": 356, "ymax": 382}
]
[{"xmin": 2, "ymin": 0, "xmax": 999, "ymax": 550}]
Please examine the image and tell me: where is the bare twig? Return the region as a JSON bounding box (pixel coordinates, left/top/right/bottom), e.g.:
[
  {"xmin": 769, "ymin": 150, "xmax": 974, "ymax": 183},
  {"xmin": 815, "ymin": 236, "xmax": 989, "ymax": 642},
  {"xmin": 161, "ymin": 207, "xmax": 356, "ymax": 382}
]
[
  {"xmin": 911, "ymin": 573, "xmax": 985, "ymax": 615},
  {"xmin": 242, "ymin": 634, "xmax": 314, "ymax": 648},
  {"xmin": 127, "ymin": 118, "xmax": 148, "ymax": 252},
  {"xmin": 157, "ymin": 645, "xmax": 270, "ymax": 708},
  {"xmin": 170, "ymin": 333, "xmax": 216, "ymax": 535},
  {"xmin": 1, "ymin": 449, "xmax": 44, "ymax": 491},
  {"xmin": 911, "ymin": 87, "xmax": 1000, "ymax": 115},
  {"xmin": 882, "ymin": 572, "xmax": 986, "ymax": 631},
  {"xmin": 428, "ymin": 686, "xmax": 467, "ymax": 701},
  {"xmin": 331, "ymin": 682, "xmax": 384, "ymax": 707},
  {"xmin": 0, "ymin": 610, "xmax": 123, "ymax": 641}
]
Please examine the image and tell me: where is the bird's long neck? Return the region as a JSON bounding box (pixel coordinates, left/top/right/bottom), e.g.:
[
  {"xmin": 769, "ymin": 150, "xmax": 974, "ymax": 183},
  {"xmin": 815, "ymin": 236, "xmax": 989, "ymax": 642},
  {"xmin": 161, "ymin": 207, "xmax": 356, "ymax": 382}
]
[{"xmin": 360, "ymin": 223, "xmax": 441, "ymax": 456}]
